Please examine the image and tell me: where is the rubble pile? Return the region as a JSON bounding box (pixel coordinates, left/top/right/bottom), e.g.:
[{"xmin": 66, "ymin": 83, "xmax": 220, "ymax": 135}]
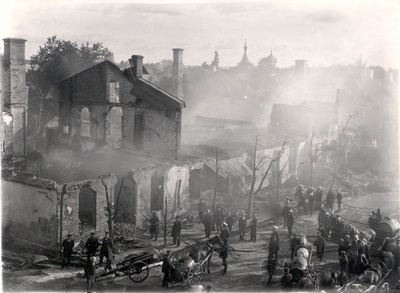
[{"xmin": 114, "ymin": 223, "xmax": 137, "ymax": 240}]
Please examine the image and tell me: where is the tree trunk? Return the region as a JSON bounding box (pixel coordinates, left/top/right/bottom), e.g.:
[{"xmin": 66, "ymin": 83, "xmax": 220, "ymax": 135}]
[
  {"xmin": 247, "ymin": 136, "xmax": 258, "ymax": 219},
  {"xmin": 212, "ymin": 147, "xmax": 218, "ymax": 230}
]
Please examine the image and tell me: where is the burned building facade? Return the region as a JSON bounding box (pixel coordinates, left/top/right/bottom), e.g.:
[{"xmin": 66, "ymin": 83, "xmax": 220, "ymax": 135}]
[{"xmin": 58, "ymin": 51, "xmax": 185, "ymax": 159}]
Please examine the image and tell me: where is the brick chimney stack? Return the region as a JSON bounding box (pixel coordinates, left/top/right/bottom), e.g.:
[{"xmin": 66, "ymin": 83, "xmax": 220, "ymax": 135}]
[
  {"xmin": 2, "ymin": 38, "xmax": 28, "ymax": 157},
  {"xmin": 172, "ymin": 48, "xmax": 184, "ymax": 100},
  {"xmin": 130, "ymin": 55, "xmax": 144, "ymax": 78}
]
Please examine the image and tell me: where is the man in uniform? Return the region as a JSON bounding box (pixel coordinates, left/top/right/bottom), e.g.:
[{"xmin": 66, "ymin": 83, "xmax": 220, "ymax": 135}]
[
  {"xmin": 62, "ymin": 233, "xmax": 74, "ymax": 269},
  {"xmin": 326, "ymin": 189, "xmax": 335, "ymax": 211},
  {"xmin": 171, "ymin": 215, "xmax": 182, "ymax": 246},
  {"xmin": 203, "ymin": 209, "xmax": 213, "ymax": 238},
  {"xmin": 220, "ymin": 223, "xmax": 230, "ymax": 274},
  {"xmin": 99, "ymin": 231, "xmax": 113, "ymax": 271},
  {"xmin": 85, "ymin": 232, "xmax": 100, "ymax": 263},
  {"xmin": 238, "ymin": 213, "xmax": 247, "ymax": 241},
  {"xmin": 226, "ymin": 212, "xmax": 234, "ymax": 233},
  {"xmin": 250, "ymin": 214, "xmax": 258, "ymax": 242},
  {"xmin": 336, "ymin": 190, "xmax": 343, "ymax": 212},
  {"xmin": 150, "ymin": 211, "xmax": 160, "ymax": 241}
]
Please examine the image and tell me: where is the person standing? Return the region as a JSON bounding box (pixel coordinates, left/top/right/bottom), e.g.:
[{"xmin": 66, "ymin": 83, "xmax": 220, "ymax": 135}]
[
  {"xmin": 220, "ymin": 222, "xmax": 231, "ymax": 243},
  {"xmin": 315, "ymin": 186, "xmax": 323, "ymax": 210},
  {"xmin": 238, "ymin": 213, "xmax": 247, "ymax": 241},
  {"xmin": 171, "ymin": 215, "xmax": 182, "ymax": 246},
  {"xmin": 162, "ymin": 250, "xmax": 172, "ymax": 288},
  {"xmin": 314, "ymin": 232, "xmax": 325, "ymax": 260},
  {"xmin": 282, "ymin": 200, "xmax": 290, "ymax": 229},
  {"xmin": 85, "ymin": 232, "xmax": 100, "ymax": 263},
  {"xmin": 203, "ymin": 209, "xmax": 213, "ymax": 238},
  {"xmin": 336, "ymin": 190, "xmax": 343, "ymax": 212},
  {"xmin": 272, "ymin": 226, "xmax": 280, "ymax": 243},
  {"xmin": 226, "ymin": 212, "xmax": 234, "ymax": 233},
  {"xmin": 99, "ymin": 231, "xmax": 113, "ymax": 271},
  {"xmin": 308, "ymin": 192, "xmax": 315, "ymax": 217},
  {"xmin": 198, "ymin": 199, "xmax": 206, "ymax": 224},
  {"xmin": 214, "ymin": 207, "xmax": 224, "ymax": 233},
  {"xmin": 85, "ymin": 256, "xmax": 96, "ymax": 293},
  {"xmin": 376, "ymin": 208, "xmax": 382, "ymax": 223},
  {"xmin": 339, "ymin": 251, "xmax": 348, "ymax": 275},
  {"xmin": 286, "ymin": 209, "xmax": 294, "ymax": 238},
  {"xmin": 267, "ymin": 253, "xmax": 277, "ymax": 285},
  {"xmin": 250, "ymin": 214, "xmax": 258, "ymax": 242},
  {"xmin": 326, "ymin": 189, "xmax": 335, "ymax": 211},
  {"xmin": 150, "ymin": 211, "xmax": 160, "ymax": 241},
  {"xmin": 268, "ymin": 235, "xmax": 280, "ymax": 264},
  {"xmin": 62, "ymin": 233, "xmax": 74, "ymax": 269},
  {"xmin": 219, "ymin": 236, "xmax": 230, "ymax": 274}
]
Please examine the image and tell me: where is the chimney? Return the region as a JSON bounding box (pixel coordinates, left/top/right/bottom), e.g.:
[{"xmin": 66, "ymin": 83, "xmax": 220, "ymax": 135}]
[
  {"xmin": 172, "ymin": 48, "xmax": 184, "ymax": 100},
  {"xmin": 130, "ymin": 55, "xmax": 143, "ymax": 78},
  {"xmin": 2, "ymin": 38, "xmax": 28, "ymax": 157}
]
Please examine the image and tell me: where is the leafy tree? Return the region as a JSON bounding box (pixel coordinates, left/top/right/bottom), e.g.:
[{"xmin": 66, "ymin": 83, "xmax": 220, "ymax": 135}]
[{"xmin": 27, "ymin": 36, "xmax": 114, "ymax": 142}]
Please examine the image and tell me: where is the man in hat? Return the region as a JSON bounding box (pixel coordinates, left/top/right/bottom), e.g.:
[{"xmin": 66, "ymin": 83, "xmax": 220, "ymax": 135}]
[
  {"xmin": 238, "ymin": 213, "xmax": 247, "ymax": 241},
  {"xmin": 85, "ymin": 232, "xmax": 100, "ymax": 263},
  {"xmin": 315, "ymin": 186, "xmax": 323, "ymax": 210},
  {"xmin": 336, "ymin": 190, "xmax": 343, "ymax": 212},
  {"xmin": 220, "ymin": 222, "xmax": 231, "ymax": 243},
  {"xmin": 203, "ymin": 209, "xmax": 213, "ymax": 238},
  {"xmin": 171, "ymin": 215, "xmax": 182, "ymax": 247},
  {"xmin": 85, "ymin": 256, "xmax": 96, "ymax": 293},
  {"xmin": 272, "ymin": 226, "xmax": 280, "ymax": 243},
  {"xmin": 99, "ymin": 231, "xmax": 113, "ymax": 271},
  {"xmin": 226, "ymin": 212, "xmax": 234, "ymax": 233},
  {"xmin": 150, "ymin": 211, "xmax": 160, "ymax": 241},
  {"xmin": 250, "ymin": 214, "xmax": 258, "ymax": 242},
  {"xmin": 339, "ymin": 251, "xmax": 348, "ymax": 275},
  {"xmin": 280, "ymin": 267, "xmax": 293, "ymax": 290},
  {"xmin": 286, "ymin": 209, "xmax": 294, "ymax": 238},
  {"xmin": 62, "ymin": 233, "xmax": 74, "ymax": 269}
]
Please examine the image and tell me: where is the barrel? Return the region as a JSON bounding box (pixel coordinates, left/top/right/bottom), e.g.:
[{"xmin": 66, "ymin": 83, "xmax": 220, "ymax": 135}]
[{"xmin": 376, "ymin": 218, "xmax": 400, "ymax": 241}]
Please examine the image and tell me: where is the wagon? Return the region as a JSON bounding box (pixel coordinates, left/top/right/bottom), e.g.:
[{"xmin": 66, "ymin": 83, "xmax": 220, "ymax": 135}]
[
  {"xmin": 285, "ymin": 235, "xmax": 314, "ymax": 283},
  {"xmin": 96, "ymin": 249, "xmax": 163, "ymax": 283}
]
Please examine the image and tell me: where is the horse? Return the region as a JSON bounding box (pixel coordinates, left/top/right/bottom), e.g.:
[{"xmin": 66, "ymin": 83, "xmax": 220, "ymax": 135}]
[
  {"xmin": 188, "ymin": 235, "xmax": 224, "ymax": 274},
  {"xmin": 358, "ymin": 266, "xmax": 382, "ymax": 285}
]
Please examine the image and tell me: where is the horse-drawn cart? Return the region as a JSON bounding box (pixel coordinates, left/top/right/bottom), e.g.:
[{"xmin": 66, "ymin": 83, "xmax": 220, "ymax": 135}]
[{"xmin": 96, "ymin": 250, "xmax": 163, "ymax": 283}]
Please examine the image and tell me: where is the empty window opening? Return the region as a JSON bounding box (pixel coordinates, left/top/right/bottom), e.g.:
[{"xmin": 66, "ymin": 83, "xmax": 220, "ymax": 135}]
[
  {"xmin": 108, "ymin": 107, "xmax": 123, "ymax": 143},
  {"xmin": 151, "ymin": 176, "xmax": 164, "ymax": 212},
  {"xmin": 78, "ymin": 187, "xmax": 96, "ymax": 227},
  {"xmin": 63, "ymin": 125, "xmax": 70, "ymax": 134},
  {"xmin": 80, "ymin": 107, "xmax": 91, "ymax": 137},
  {"xmin": 134, "ymin": 113, "xmax": 144, "ymax": 149},
  {"xmin": 109, "ymin": 81, "xmax": 120, "ymax": 103}
]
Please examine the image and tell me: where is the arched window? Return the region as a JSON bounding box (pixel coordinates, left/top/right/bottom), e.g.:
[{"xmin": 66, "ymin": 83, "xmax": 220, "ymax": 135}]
[{"xmin": 80, "ymin": 107, "xmax": 90, "ymax": 138}]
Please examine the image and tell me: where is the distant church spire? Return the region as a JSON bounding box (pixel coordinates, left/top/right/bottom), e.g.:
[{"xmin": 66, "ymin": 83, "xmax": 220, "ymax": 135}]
[{"xmin": 238, "ymin": 40, "xmax": 253, "ymax": 69}]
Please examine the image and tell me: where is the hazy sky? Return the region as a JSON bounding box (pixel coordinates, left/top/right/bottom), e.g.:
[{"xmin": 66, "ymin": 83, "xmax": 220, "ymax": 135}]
[{"xmin": 1, "ymin": 0, "xmax": 399, "ymax": 68}]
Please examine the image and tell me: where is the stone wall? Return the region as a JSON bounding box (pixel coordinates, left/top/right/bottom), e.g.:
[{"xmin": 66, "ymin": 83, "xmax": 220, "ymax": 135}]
[{"xmin": 1, "ymin": 180, "xmax": 59, "ymax": 251}]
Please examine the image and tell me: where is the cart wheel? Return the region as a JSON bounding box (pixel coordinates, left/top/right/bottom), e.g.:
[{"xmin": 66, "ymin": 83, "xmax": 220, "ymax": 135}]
[
  {"xmin": 128, "ymin": 261, "xmax": 149, "ymax": 283},
  {"xmin": 187, "ymin": 263, "xmax": 203, "ymax": 287}
]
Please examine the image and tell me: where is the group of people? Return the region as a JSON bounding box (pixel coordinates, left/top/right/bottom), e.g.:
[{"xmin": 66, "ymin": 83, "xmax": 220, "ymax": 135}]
[
  {"xmin": 148, "ymin": 211, "xmax": 182, "ymax": 247},
  {"xmin": 61, "ymin": 230, "xmax": 114, "ymax": 293}
]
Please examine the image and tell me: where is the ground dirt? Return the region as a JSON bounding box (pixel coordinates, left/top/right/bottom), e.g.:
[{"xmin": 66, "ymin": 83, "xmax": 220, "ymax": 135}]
[{"xmin": 2, "ymin": 191, "xmax": 400, "ymax": 292}]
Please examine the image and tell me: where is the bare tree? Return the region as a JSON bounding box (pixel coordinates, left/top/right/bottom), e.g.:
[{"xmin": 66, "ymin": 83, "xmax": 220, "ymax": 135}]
[
  {"xmin": 276, "ymin": 159, "xmax": 288, "ymax": 200},
  {"xmin": 247, "ymin": 136, "xmax": 288, "ymax": 218}
]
